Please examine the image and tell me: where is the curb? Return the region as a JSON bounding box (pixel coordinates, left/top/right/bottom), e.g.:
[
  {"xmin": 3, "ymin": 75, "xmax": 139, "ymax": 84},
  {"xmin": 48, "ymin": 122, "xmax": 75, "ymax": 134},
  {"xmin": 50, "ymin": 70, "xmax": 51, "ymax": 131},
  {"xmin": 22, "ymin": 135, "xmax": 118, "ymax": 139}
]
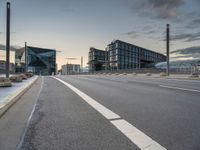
[{"xmin": 0, "ymin": 76, "xmax": 39, "ymax": 117}]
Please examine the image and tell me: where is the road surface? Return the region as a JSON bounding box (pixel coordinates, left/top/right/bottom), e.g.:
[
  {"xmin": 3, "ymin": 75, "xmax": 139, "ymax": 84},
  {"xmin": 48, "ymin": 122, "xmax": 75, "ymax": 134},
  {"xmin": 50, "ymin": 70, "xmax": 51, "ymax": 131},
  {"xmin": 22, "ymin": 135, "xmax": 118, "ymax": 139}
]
[{"xmin": 0, "ymin": 75, "xmax": 200, "ymax": 150}]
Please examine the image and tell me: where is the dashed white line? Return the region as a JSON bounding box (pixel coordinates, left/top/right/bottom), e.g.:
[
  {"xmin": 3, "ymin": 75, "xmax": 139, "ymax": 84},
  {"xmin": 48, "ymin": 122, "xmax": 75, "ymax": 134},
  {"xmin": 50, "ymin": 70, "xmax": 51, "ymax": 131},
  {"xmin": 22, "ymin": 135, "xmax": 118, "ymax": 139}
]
[
  {"xmin": 54, "ymin": 77, "xmax": 167, "ymax": 150},
  {"xmin": 159, "ymin": 85, "xmax": 200, "ymax": 93}
]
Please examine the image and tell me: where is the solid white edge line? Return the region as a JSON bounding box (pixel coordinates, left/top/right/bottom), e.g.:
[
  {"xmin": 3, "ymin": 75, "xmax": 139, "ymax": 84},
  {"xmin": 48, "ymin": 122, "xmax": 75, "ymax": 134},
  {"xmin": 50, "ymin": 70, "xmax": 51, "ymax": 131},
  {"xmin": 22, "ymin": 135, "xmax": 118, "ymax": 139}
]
[
  {"xmin": 53, "ymin": 77, "xmax": 167, "ymax": 150},
  {"xmin": 159, "ymin": 85, "xmax": 200, "ymax": 93}
]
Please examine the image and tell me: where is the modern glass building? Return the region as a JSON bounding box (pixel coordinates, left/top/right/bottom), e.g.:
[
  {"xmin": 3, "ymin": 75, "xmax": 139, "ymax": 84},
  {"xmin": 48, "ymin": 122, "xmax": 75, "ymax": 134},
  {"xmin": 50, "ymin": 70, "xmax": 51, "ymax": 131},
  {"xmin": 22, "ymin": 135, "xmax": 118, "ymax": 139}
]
[
  {"xmin": 156, "ymin": 59, "xmax": 200, "ymax": 72},
  {"xmin": 15, "ymin": 46, "xmax": 56, "ymax": 75},
  {"xmin": 106, "ymin": 40, "xmax": 166, "ymax": 70},
  {"xmin": 88, "ymin": 47, "xmax": 108, "ymax": 71}
]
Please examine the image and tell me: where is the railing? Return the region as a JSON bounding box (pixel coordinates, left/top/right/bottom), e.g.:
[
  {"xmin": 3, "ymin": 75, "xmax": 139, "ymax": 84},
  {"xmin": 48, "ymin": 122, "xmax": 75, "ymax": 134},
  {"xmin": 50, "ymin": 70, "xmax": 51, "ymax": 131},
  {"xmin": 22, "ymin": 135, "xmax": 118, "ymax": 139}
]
[{"xmin": 64, "ymin": 68, "xmax": 200, "ymax": 75}]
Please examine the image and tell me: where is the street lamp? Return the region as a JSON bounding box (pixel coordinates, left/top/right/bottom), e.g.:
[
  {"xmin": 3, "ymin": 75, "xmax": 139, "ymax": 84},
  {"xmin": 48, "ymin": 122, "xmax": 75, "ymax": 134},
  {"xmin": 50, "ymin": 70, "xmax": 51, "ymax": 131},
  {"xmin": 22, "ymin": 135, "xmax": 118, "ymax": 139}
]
[{"xmin": 6, "ymin": 2, "xmax": 11, "ymax": 78}]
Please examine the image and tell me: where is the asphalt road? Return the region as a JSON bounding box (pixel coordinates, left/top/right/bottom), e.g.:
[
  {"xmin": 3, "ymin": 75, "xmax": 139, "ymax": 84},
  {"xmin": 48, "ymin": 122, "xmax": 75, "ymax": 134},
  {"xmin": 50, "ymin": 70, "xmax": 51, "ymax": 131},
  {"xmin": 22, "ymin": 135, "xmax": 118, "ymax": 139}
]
[
  {"xmin": 57, "ymin": 75, "xmax": 200, "ymax": 150},
  {"xmin": 0, "ymin": 77, "xmax": 42, "ymax": 150},
  {"xmin": 0, "ymin": 75, "xmax": 200, "ymax": 150}
]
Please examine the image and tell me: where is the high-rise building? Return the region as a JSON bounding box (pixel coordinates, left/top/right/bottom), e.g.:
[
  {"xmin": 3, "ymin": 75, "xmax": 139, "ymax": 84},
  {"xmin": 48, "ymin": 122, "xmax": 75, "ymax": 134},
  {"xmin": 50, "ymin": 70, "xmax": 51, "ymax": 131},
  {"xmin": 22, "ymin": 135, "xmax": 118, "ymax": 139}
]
[
  {"xmin": 88, "ymin": 47, "xmax": 108, "ymax": 71},
  {"xmin": 106, "ymin": 40, "xmax": 166, "ymax": 70}
]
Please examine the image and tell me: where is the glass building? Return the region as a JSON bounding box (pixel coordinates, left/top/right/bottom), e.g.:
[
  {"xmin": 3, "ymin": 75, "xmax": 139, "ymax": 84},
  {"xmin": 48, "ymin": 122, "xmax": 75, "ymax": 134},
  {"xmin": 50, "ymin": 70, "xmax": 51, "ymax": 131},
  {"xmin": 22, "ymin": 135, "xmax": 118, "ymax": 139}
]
[
  {"xmin": 106, "ymin": 40, "xmax": 166, "ymax": 70},
  {"xmin": 15, "ymin": 46, "xmax": 56, "ymax": 75},
  {"xmin": 156, "ymin": 59, "xmax": 200, "ymax": 73},
  {"xmin": 88, "ymin": 47, "xmax": 108, "ymax": 71}
]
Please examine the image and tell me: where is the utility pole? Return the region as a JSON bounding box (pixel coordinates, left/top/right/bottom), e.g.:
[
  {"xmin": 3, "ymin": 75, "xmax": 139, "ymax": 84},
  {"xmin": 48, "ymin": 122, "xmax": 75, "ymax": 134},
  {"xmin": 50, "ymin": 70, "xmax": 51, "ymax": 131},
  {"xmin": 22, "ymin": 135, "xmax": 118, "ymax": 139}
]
[
  {"xmin": 25, "ymin": 42, "xmax": 27, "ymax": 72},
  {"xmin": 166, "ymin": 24, "xmax": 170, "ymax": 76},
  {"xmin": 6, "ymin": 2, "xmax": 11, "ymax": 78}
]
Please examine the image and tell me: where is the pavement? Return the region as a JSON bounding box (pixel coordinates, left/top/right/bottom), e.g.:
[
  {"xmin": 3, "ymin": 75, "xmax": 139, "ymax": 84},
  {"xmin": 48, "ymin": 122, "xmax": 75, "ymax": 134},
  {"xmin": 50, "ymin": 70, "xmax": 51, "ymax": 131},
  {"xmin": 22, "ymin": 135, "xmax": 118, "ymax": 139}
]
[
  {"xmin": 0, "ymin": 74, "xmax": 200, "ymax": 150},
  {"xmin": 0, "ymin": 77, "xmax": 42, "ymax": 150},
  {"xmin": 0, "ymin": 76, "xmax": 38, "ymax": 102}
]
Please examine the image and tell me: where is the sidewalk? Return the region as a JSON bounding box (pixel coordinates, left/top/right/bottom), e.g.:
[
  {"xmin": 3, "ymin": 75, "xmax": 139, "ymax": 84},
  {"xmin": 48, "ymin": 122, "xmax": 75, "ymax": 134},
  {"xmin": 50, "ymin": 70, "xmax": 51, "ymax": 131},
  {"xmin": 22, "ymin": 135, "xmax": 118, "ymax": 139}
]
[{"xmin": 0, "ymin": 76, "xmax": 38, "ymax": 116}]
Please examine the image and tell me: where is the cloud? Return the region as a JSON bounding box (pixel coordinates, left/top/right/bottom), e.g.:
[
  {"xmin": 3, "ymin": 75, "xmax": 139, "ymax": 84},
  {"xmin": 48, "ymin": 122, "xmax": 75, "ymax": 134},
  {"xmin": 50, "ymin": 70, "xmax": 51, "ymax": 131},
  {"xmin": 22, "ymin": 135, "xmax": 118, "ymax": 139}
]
[
  {"xmin": 186, "ymin": 18, "xmax": 200, "ymax": 29},
  {"xmin": 126, "ymin": 0, "xmax": 184, "ymax": 19},
  {"xmin": 171, "ymin": 47, "xmax": 200, "ymax": 61},
  {"xmin": 170, "ymin": 46, "xmax": 200, "ymax": 60},
  {"xmin": 145, "ymin": 30, "xmax": 156, "ymax": 34},
  {"xmin": 122, "ymin": 31, "xmax": 139, "ymax": 38},
  {"xmin": 171, "ymin": 46, "xmax": 200, "ymax": 54},
  {"xmin": 170, "ymin": 32, "xmax": 200, "ymax": 42},
  {"xmin": 0, "ymin": 44, "xmax": 21, "ymax": 51}
]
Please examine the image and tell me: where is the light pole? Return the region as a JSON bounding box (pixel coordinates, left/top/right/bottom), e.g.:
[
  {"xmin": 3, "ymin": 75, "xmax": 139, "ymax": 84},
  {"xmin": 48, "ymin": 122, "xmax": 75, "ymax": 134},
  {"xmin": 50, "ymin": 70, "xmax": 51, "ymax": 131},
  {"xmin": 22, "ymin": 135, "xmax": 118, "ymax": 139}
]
[
  {"xmin": 6, "ymin": 2, "xmax": 11, "ymax": 78},
  {"xmin": 25, "ymin": 42, "xmax": 27, "ymax": 72},
  {"xmin": 166, "ymin": 24, "xmax": 170, "ymax": 76}
]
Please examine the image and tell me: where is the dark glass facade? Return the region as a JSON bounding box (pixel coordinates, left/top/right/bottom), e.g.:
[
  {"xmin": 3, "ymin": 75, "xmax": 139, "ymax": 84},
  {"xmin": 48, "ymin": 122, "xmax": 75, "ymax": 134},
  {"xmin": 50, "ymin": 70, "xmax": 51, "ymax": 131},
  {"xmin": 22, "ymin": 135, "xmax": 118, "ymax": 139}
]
[
  {"xmin": 27, "ymin": 47, "xmax": 56, "ymax": 75},
  {"xmin": 15, "ymin": 46, "xmax": 56, "ymax": 75},
  {"xmin": 88, "ymin": 47, "xmax": 108, "ymax": 71},
  {"xmin": 107, "ymin": 40, "xmax": 166, "ymax": 70}
]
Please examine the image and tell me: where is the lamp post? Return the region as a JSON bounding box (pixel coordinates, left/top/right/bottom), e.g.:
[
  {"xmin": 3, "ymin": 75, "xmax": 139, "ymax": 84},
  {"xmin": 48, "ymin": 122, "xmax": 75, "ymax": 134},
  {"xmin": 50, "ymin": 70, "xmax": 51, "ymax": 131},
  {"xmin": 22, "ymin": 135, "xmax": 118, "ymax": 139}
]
[
  {"xmin": 166, "ymin": 24, "xmax": 170, "ymax": 76},
  {"xmin": 25, "ymin": 42, "xmax": 27, "ymax": 72},
  {"xmin": 6, "ymin": 2, "xmax": 11, "ymax": 78}
]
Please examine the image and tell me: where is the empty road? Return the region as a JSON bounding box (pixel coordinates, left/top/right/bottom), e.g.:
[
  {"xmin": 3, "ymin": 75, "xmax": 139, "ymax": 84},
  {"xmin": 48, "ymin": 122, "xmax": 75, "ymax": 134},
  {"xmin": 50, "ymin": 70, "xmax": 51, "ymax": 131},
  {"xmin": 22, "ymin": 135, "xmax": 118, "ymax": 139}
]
[{"xmin": 0, "ymin": 75, "xmax": 200, "ymax": 150}]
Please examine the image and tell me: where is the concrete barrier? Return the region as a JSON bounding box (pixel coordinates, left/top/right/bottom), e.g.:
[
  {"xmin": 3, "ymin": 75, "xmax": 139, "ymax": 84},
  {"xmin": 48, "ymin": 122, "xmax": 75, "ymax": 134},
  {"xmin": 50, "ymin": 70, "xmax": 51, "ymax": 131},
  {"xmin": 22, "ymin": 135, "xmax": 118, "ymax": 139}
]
[
  {"xmin": 160, "ymin": 72, "xmax": 168, "ymax": 77},
  {"xmin": 10, "ymin": 75, "xmax": 23, "ymax": 82},
  {"xmin": 0, "ymin": 77, "xmax": 12, "ymax": 87},
  {"xmin": 20, "ymin": 74, "xmax": 28, "ymax": 80},
  {"xmin": 146, "ymin": 73, "xmax": 152, "ymax": 76},
  {"xmin": 132, "ymin": 73, "xmax": 137, "ymax": 76},
  {"xmin": 189, "ymin": 73, "xmax": 199, "ymax": 79}
]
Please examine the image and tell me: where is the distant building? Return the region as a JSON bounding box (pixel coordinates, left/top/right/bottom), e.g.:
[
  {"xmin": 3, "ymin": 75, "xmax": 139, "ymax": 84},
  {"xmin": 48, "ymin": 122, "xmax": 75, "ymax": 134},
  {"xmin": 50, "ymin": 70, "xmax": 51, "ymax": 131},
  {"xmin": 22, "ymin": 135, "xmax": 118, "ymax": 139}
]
[
  {"xmin": 62, "ymin": 64, "xmax": 80, "ymax": 75},
  {"xmin": 88, "ymin": 47, "xmax": 108, "ymax": 72},
  {"xmin": 15, "ymin": 46, "xmax": 56, "ymax": 75},
  {"xmin": 0, "ymin": 60, "xmax": 15, "ymax": 74},
  {"xmin": 81, "ymin": 66, "xmax": 89, "ymax": 73},
  {"xmin": 106, "ymin": 40, "xmax": 166, "ymax": 70},
  {"xmin": 156, "ymin": 59, "xmax": 200, "ymax": 72}
]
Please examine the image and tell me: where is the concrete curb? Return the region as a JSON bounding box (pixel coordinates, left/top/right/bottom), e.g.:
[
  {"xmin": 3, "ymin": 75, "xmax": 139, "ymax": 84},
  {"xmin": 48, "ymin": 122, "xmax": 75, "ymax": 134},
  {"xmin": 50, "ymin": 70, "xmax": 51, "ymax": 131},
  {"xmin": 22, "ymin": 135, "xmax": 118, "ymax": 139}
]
[{"xmin": 0, "ymin": 76, "xmax": 39, "ymax": 117}]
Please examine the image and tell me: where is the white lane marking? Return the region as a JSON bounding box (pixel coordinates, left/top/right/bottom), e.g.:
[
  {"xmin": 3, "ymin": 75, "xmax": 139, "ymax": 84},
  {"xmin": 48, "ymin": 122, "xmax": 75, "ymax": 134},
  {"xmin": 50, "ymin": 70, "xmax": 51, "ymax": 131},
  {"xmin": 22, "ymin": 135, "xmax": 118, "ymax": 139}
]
[
  {"xmin": 54, "ymin": 77, "xmax": 120, "ymax": 120},
  {"xmin": 54, "ymin": 77, "xmax": 167, "ymax": 150},
  {"xmin": 160, "ymin": 85, "xmax": 200, "ymax": 93},
  {"xmin": 111, "ymin": 119, "xmax": 166, "ymax": 150},
  {"xmin": 16, "ymin": 77, "xmax": 44, "ymax": 150}
]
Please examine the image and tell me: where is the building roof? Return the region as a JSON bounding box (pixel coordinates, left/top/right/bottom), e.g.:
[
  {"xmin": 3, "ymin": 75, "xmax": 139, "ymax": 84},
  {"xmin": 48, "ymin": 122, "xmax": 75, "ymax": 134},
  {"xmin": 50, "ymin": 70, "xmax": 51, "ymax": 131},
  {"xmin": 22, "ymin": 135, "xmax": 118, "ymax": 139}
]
[
  {"xmin": 28, "ymin": 46, "xmax": 56, "ymax": 53},
  {"xmin": 111, "ymin": 39, "xmax": 165, "ymax": 56}
]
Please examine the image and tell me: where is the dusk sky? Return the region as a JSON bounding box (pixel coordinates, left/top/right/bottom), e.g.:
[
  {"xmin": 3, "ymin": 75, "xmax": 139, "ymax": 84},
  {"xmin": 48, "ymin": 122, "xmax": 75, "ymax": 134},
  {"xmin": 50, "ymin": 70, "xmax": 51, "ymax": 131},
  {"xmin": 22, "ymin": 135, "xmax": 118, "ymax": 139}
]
[{"xmin": 0, "ymin": 0, "xmax": 200, "ymax": 68}]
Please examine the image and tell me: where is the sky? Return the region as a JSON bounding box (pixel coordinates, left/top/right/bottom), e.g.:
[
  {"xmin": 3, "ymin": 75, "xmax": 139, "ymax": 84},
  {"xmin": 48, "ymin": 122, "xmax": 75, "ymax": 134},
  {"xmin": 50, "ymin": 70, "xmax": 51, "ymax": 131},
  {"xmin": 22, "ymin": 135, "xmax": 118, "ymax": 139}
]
[{"xmin": 0, "ymin": 0, "xmax": 200, "ymax": 69}]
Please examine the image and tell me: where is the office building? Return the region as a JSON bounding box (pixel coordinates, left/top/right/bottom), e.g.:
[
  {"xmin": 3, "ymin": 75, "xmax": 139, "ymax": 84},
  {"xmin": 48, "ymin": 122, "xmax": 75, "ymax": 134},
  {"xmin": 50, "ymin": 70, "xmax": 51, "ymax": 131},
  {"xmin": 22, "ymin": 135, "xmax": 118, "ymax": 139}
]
[
  {"xmin": 15, "ymin": 46, "xmax": 56, "ymax": 75},
  {"xmin": 88, "ymin": 47, "xmax": 108, "ymax": 71},
  {"xmin": 0, "ymin": 60, "xmax": 15, "ymax": 74},
  {"xmin": 106, "ymin": 40, "xmax": 166, "ymax": 70},
  {"xmin": 62, "ymin": 64, "xmax": 80, "ymax": 75}
]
